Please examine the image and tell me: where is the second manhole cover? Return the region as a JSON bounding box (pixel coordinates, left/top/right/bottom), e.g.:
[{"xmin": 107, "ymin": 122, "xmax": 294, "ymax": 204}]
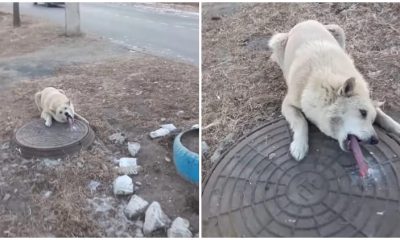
[{"xmin": 202, "ymin": 118, "xmax": 400, "ymax": 237}]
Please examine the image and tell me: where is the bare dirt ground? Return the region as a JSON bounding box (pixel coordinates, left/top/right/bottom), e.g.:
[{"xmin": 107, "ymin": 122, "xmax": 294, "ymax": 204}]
[
  {"xmin": 202, "ymin": 3, "xmax": 400, "ymax": 179},
  {"xmin": 0, "ymin": 12, "xmax": 198, "ymax": 237}
]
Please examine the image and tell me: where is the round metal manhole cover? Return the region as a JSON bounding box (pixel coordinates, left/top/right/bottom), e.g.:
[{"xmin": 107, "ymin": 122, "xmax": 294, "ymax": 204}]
[
  {"xmin": 203, "ymin": 118, "xmax": 400, "ymax": 237},
  {"xmin": 14, "ymin": 119, "xmax": 95, "ymax": 158}
]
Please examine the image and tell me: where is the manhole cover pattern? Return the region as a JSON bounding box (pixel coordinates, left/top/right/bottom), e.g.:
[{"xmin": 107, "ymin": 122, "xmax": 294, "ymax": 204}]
[
  {"xmin": 14, "ymin": 119, "xmax": 94, "ymax": 158},
  {"xmin": 202, "ymin": 118, "xmax": 400, "ymax": 237},
  {"xmin": 16, "ymin": 119, "xmax": 88, "ymax": 148}
]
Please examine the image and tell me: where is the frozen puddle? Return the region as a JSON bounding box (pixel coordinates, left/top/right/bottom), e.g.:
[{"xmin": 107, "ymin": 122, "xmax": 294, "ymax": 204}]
[{"xmin": 348, "ymin": 153, "xmax": 385, "ymax": 190}]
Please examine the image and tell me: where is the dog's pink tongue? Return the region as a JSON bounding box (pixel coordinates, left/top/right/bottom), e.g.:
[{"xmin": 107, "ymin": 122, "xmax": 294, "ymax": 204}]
[
  {"xmin": 349, "ymin": 135, "xmax": 368, "ymax": 177},
  {"xmin": 67, "ymin": 117, "xmax": 74, "ymax": 126}
]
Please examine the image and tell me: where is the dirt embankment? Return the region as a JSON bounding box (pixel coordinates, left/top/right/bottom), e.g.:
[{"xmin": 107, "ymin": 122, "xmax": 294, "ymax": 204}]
[{"xmin": 202, "ymin": 3, "xmax": 400, "ymax": 178}]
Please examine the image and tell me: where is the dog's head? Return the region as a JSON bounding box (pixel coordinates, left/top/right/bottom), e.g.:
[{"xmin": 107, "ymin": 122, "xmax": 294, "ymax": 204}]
[
  {"xmin": 325, "ymin": 77, "xmax": 379, "ymax": 151},
  {"xmin": 51, "ymin": 100, "xmax": 75, "ymax": 123}
]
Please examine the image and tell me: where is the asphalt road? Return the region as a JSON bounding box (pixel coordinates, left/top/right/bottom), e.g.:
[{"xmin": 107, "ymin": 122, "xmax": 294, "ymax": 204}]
[{"xmin": 0, "ymin": 3, "xmax": 199, "ymax": 65}]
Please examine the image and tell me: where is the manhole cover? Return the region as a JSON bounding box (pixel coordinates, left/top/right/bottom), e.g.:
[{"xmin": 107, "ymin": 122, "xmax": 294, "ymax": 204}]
[
  {"xmin": 203, "ymin": 118, "xmax": 400, "ymax": 237},
  {"xmin": 14, "ymin": 119, "xmax": 95, "ymax": 158}
]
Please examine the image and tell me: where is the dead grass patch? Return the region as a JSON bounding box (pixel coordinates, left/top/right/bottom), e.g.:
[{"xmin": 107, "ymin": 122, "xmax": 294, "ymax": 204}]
[{"xmin": 202, "ymin": 3, "xmax": 400, "ymax": 178}]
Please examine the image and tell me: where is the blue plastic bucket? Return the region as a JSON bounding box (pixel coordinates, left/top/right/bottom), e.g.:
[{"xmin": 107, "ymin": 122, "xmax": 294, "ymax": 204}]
[{"xmin": 173, "ymin": 128, "xmax": 199, "ymax": 184}]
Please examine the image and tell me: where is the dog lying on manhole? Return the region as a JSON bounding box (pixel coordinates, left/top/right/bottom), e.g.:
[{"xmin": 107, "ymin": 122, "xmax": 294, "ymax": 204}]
[
  {"xmin": 35, "ymin": 87, "xmax": 89, "ymax": 127},
  {"xmin": 269, "ymin": 20, "xmax": 400, "ymax": 161}
]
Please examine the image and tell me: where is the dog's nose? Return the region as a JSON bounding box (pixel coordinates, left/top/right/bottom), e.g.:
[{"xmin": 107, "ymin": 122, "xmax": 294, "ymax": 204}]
[{"xmin": 369, "ymin": 136, "xmax": 379, "ymax": 145}]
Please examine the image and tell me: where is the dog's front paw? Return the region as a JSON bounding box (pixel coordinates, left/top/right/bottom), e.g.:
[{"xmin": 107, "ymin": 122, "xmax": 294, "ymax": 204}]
[
  {"xmin": 45, "ymin": 120, "xmax": 52, "ymax": 127},
  {"xmin": 290, "ymin": 140, "xmax": 309, "ymax": 161}
]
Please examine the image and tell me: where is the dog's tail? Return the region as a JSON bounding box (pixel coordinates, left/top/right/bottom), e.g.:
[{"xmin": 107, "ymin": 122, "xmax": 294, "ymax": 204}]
[
  {"xmin": 74, "ymin": 112, "xmax": 89, "ymax": 125},
  {"xmin": 324, "ymin": 24, "xmax": 346, "ymax": 50},
  {"xmin": 34, "ymin": 91, "xmax": 42, "ymax": 112},
  {"xmin": 268, "ymin": 32, "xmax": 289, "ymax": 69}
]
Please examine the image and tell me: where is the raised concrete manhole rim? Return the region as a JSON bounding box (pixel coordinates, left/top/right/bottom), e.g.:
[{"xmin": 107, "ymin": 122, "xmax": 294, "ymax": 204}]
[
  {"xmin": 202, "ymin": 118, "xmax": 400, "ymax": 237},
  {"xmin": 13, "ymin": 119, "xmax": 95, "ymax": 158}
]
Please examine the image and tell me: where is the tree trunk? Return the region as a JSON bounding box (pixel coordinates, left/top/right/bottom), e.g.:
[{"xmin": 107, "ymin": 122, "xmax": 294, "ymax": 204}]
[
  {"xmin": 65, "ymin": 3, "xmax": 81, "ymax": 37},
  {"xmin": 13, "ymin": 2, "xmax": 20, "ymax": 27}
]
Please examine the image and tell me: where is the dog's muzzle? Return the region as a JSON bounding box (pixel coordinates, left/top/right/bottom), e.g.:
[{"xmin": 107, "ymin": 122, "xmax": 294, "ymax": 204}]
[
  {"xmin": 65, "ymin": 112, "xmax": 74, "ymax": 125},
  {"xmin": 65, "ymin": 112, "xmax": 72, "ymax": 119}
]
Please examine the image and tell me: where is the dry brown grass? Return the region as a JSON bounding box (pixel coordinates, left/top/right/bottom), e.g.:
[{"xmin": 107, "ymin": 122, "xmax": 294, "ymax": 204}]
[
  {"xmin": 0, "ymin": 54, "xmax": 198, "ymax": 236},
  {"xmin": 0, "ymin": 12, "xmax": 65, "ymax": 58},
  {"xmin": 29, "ymin": 150, "xmax": 116, "ymax": 237},
  {"xmin": 202, "ymin": 3, "xmax": 400, "ymax": 178}
]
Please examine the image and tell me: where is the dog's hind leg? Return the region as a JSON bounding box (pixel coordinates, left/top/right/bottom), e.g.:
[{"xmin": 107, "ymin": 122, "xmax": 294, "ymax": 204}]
[
  {"xmin": 324, "ymin": 24, "xmax": 346, "ymax": 49},
  {"xmin": 74, "ymin": 112, "xmax": 89, "ymax": 125},
  {"xmin": 268, "ymin": 32, "xmax": 289, "ymax": 69},
  {"xmin": 34, "ymin": 91, "xmax": 42, "ymax": 112},
  {"xmin": 375, "ymin": 108, "xmax": 400, "ymax": 135},
  {"xmin": 282, "ymin": 96, "xmax": 309, "ymax": 161}
]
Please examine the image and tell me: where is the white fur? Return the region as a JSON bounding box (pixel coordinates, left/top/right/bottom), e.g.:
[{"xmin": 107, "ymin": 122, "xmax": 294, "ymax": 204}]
[
  {"xmin": 269, "ymin": 20, "xmax": 400, "ymax": 161},
  {"xmin": 35, "ymin": 87, "xmax": 89, "ymax": 127}
]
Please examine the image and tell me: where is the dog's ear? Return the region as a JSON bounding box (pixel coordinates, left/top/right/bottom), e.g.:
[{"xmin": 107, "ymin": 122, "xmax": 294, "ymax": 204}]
[
  {"xmin": 338, "ymin": 77, "xmax": 355, "ymax": 97},
  {"xmin": 373, "ymin": 100, "xmax": 385, "ymax": 108}
]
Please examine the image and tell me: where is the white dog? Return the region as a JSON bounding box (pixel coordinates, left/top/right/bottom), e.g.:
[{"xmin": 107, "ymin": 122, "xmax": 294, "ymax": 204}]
[
  {"xmin": 35, "ymin": 87, "xmax": 89, "ymax": 127},
  {"xmin": 269, "ymin": 20, "xmax": 400, "ymax": 161}
]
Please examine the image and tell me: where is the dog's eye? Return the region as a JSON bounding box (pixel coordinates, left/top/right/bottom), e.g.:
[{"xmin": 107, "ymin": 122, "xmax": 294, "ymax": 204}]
[
  {"xmin": 59, "ymin": 111, "xmax": 62, "ymax": 114},
  {"xmin": 65, "ymin": 107, "xmax": 67, "ymax": 110},
  {"xmin": 360, "ymin": 109, "xmax": 367, "ymax": 118}
]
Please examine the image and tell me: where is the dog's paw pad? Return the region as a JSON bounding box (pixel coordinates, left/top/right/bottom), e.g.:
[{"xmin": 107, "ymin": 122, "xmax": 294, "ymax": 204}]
[{"xmin": 290, "ymin": 140, "xmax": 308, "ymax": 161}]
